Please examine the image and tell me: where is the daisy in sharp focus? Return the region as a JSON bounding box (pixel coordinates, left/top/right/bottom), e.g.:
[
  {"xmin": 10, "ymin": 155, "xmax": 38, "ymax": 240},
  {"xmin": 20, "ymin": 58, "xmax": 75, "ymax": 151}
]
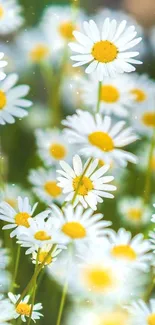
[
  {"xmin": 63, "ymin": 110, "xmax": 138, "ymax": 167},
  {"xmin": 0, "ymin": 297, "xmax": 15, "ymax": 325},
  {"xmin": 35, "ymin": 129, "xmax": 73, "ymax": 167},
  {"xmin": 0, "ymin": 73, "xmax": 32, "ymax": 125},
  {"xmin": 41, "ymin": 5, "xmax": 85, "ymax": 54},
  {"xmin": 69, "ymin": 18, "xmax": 142, "ymax": 80},
  {"xmin": 127, "ymin": 299, "xmax": 155, "ymax": 325},
  {"xmin": 28, "ymin": 167, "xmax": 63, "ymax": 205},
  {"xmin": 81, "ymin": 73, "xmax": 134, "ymax": 117},
  {"xmin": 105, "ymin": 228, "xmax": 152, "ymax": 271},
  {"xmin": 8, "ymin": 293, "xmax": 43, "ymax": 323},
  {"xmin": 49, "ymin": 204, "xmax": 112, "ymax": 246},
  {"xmin": 0, "ymin": 196, "xmax": 49, "ymax": 238},
  {"xmin": 17, "ymin": 216, "xmax": 64, "ymax": 254},
  {"xmin": 57, "ymin": 154, "xmax": 116, "ymax": 210},
  {"xmin": 32, "ymin": 243, "xmax": 63, "ymax": 269},
  {"xmin": 0, "ymin": 0, "xmax": 24, "ymax": 35},
  {"xmin": 118, "ymin": 196, "xmax": 152, "ymax": 227}
]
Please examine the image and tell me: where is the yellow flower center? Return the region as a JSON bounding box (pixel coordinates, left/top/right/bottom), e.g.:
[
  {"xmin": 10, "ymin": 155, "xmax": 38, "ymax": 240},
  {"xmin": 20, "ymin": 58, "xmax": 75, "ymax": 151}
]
[
  {"xmin": 142, "ymin": 112, "xmax": 155, "ymax": 127},
  {"xmin": 83, "ymin": 266, "xmax": 115, "ymax": 292},
  {"xmin": 98, "ymin": 311, "xmax": 128, "ymax": 325},
  {"xmin": 16, "ymin": 303, "xmax": 31, "ymax": 316},
  {"xmin": 100, "ymin": 85, "xmax": 120, "ymax": 103},
  {"xmin": 38, "ymin": 251, "xmax": 52, "ymax": 265},
  {"xmin": 92, "ymin": 41, "xmax": 118, "ymax": 63},
  {"xmin": 73, "ymin": 176, "xmax": 93, "ymax": 196},
  {"xmin": 34, "ymin": 231, "xmax": 51, "ymax": 241},
  {"xmin": 88, "ymin": 131, "xmax": 114, "ymax": 152},
  {"xmin": 151, "ymin": 156, "xmax": 155, "ymax": 170},
  {"xmin": 15, "ymin": 212, "xmax": 31, "ymax": 228},
  {"xmin": 30, "ymin": 44, "xmax": 49, "ymax": 63},
  {"xmin": 59, "ymin": 21, "xmax": 75, "ymax": 40},
  {"xmin": 0, "ymin": 5, "xmax": 4, "ymax": 19},
  {"xmin": 147, "ymin": 314, "xmax": 155, "ymax": 325},
  {"xmin": 0, "ymin": 90, "xmax": 7, "ymax": 110},
  {"xmin": 127, "ymin": 208, "xmax": 142, "ymax": 221},
  {"xmin": 62, "ymin": 221, "xmax": 86, "ymax": 239},
  {"xmin": 44, "ymin": 181, "xmax": 62, "ymax": 198},
  {"xmin": 131, "ymin": 88, "xmax": 146, "ymax": 102},
  {"xmin": 111, "ymin": 245, "xmax": 137, "ymax": 261},
  {"xmin": 49, "ymin": 143, "xmax": 66, "ymax": 160}
]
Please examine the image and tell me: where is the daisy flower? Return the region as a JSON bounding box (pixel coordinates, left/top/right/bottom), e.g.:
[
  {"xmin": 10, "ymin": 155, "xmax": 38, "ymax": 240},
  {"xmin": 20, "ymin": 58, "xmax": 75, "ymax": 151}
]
[
  {"xmin": 106, "ymin": 228, "xmax": 152, "ymax": 271},
  {"xmin": 81, "ymin": 73, "xmax": 134, "ymax": 117},
  {"xmin": 32, "ymin": 243, "xmax": 62, "ymax": 268},
  {"xmin": 28, "ymin": 167, "xmax": 63, "ymax": 205},
  {"xmin": 69, "ymin": 18, "xmax": 142, "ymax": 80},
  {"xmin": 129, "ymin": 74, "xmax": 155, "ymax": 108},
  {"xmin": 118, "ymin": 196, "xmax": 152, "ymax": 227},
  {"xmin": 130, "ymin": 97, "xmax": 155, "ymax": 135},
  {"xmin": 127, "ymin": 299, "xmax": 155, "ymax": 325},
  {"xmin": 8, "ymin": 293, "xmax": 43, "ymax": 323},
  {"xmin": 57, "ymin": 154, "xmax": 116, "ymax": 210},
  {"xmin": 0, "ymin": 183, "xmax": 29, "ymax": 210},
  {"xmin": 41, "ymin": 5, "xmax": 85, "ymax": 54},
  {"xmin": 16, "ymin": 27, "xmax": 51, "ymax": 67},
  {"xmin": 17, "ymin": 216, "xmax": 63, "ymax": 254},
  {"xmin": 35, "ymin": 129, "xmax": 73, "ymax": 167},
  {"xmin": 49, "ymin": 204, "xmax": 112, "ymax": 246},
  {"xmin": 0, "ymin": 0, "xmax": 24, "ymax": 35},
  {"xmin": 0, "ymin": 196, "xmax": 49, "ymax": 238},
  {"xmin": 63, "ymin": 110, "xmax": 138, "ymax": 167},
  {"xmin": 0, "ymin": 73, "xmax": 32, "ymax": 125},
  {"xmin": 0, "ymin": 297, "xmax": 15, "ymax": 325}
]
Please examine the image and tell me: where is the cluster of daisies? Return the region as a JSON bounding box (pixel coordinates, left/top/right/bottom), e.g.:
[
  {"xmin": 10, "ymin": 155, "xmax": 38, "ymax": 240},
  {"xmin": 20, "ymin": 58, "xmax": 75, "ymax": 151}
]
[{"xmin": 1, "ymin": 1, "xmax": 155, "ymax": 325}]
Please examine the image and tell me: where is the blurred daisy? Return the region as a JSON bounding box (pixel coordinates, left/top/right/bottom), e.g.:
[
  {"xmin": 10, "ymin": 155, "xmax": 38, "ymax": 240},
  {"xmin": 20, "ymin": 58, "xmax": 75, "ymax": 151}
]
[
  {"xmin": 136, "ymin": 143, "xmax": 155, "ymax": 174},
  {"xmin": 35, "ymin": 129, "xmax": 73, "ymax": 167},
  {"xmin": 0, "ymin": 241, "xmax": 9, "ymax": 269},
  {"xmin": 69, "ymin": 18, "xmax": 142, "ymax": 80},
  {"xmin": 50, "ymin": 204, "xmax": 111, "ymax": 245},
  {"xmin": 0, "ymin": 42, "xmax": 19, "ymax": 74},
  {"xmin": 0, "ymin": 297, "xmax": 15, "ymax": 325},
  {"xmin": 129, "ymin": 74, "xmax": 155, "ymax": 108},
  {"xmin": 106, "ymin": 228, "xmax": 151, "ymax": 271},
  {"xmin": 0, "ymin": 270, "xmax": 11, "ymax": 293},
  {"xmin": 8, "ymin": 293, "xmax": 43, "ymax": 323},
  {"xmin": 0, "ymin": 0, "xmax": 24, "ymax": 35},
  {"xmin": 0, "ymin": 73, "xmax": 32, "ymax": 125},
  {"xmin": 131, "ymin": 99, "xmax": 155, "ymax": 135},
  {"xmin": 57, "ymin": 155, "xmax": 116, "ymax": 210},
  {"xmin": 81, "ymin": 73, "xmax": 134, "ymax": 117},
  {"xmin": 118, "ymin": 197, "xmax": 152, "ymax": 226},
  {"xmin": 42, "ymin": 5, "xmax": 85, "ymax": 53},
  {"xmin": 32, "ymin": 243, "xmax": 62, "ymax": 268},
  {"xmin": 61, "ymin": 70, "xmax": 84, "ymax": 112},
  {"xmin": 0, "ymin": 196, "xmax": 43, "ymax": 238},
  {"xmin": 28, "ymin": 167, "xmax": 63, "ymax": 205},
  {"xmin": 0, "ymin": 52, "xmax": 7, "ymax": 81},
  {"xmin": 17, "ymin": 216, "xmax": 63, "ymax": 254},
  {"xmin": 127, "ymin": 299, "xmax": 155, "ymax": 325},
  {"xmin": 16, "ymin": 27, "xmax": 51, "ymax": 66},
  {"xmin": 0, "ymin": 183, "xmax": 29, "ymax": 209},
  {"xmin": 63, "ymin": 110, "xmax": 138, "ymax": 167}
]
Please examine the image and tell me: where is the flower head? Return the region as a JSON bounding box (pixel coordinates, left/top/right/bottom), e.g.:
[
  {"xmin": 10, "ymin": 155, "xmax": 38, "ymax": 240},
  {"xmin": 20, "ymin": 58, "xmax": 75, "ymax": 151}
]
[
  {"xmin": 0, "ymin": 0, "xmax": 24, "ymax": 35},
  {"xmin": 69, "ymin": 18, "xmax": 142, "ymax": 80},
  {"xmin": 0, "ymin": 297, "xmax": 15, "ymax": 325},
  {"xmin": 57, "ymin": 154, "xmax": 116, "ymax": 210},
  {"xmin": 127, "ymin": 299, "xmax": 155, "ymax": 325}
]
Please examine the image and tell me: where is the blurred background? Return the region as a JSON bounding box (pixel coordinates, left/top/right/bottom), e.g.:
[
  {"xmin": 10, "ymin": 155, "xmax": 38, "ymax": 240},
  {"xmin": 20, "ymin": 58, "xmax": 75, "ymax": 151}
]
[{"xmin": 1, "ymin": 0, "xmax": 155, "ymax": 324}]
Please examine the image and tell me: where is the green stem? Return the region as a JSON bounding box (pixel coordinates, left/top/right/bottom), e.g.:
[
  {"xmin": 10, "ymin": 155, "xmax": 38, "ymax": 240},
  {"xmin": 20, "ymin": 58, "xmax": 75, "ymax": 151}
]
[
  {"xmin": 56, "ymin": 278, "xmax": 68, "ymax": 325},
  {"xmin": 71, "ymin": 158, "xmax": 93, "ymax": 205},
  {"xmin": 96, "ymin": 81, "xmax": 102, "ymax": 114},
  {"xmin": 16, "ymin": 245, "xmax": 56, "ymax": 306},
  {"xmin": 143, "ymin": 128, "xmax": 155, "ymax": 204},
  {"xmin": 11, "ymin": 245, "xmax": 21, "ymax": 292},
  {"xmin": 27, "ymin": 250, "xmax": 40, "ymax": 325}
]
